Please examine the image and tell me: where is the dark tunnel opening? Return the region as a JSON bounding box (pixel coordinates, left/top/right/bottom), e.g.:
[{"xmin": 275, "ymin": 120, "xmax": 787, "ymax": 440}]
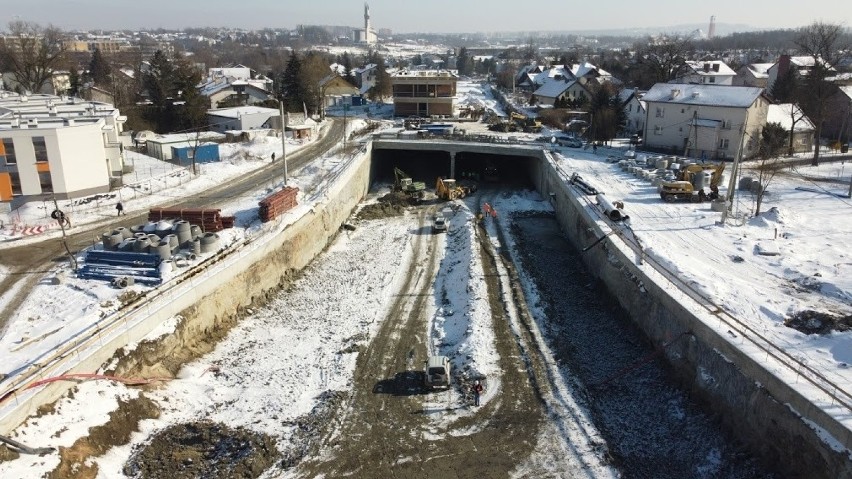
[{"xmin": 370, "ymin": 148, "xmax": 538, "ymax": 191}]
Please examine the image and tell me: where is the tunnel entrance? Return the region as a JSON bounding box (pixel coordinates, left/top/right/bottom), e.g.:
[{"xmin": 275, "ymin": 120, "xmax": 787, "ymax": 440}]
[{"xmin": 370, "ymin": 147, "xmax": 538, "ymax": 190}]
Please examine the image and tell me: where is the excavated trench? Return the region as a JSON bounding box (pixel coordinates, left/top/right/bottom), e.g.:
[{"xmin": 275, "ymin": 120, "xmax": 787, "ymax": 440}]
[{"xmin": 507, "ymin": 211, "xmax": 774, "ymax": 478}]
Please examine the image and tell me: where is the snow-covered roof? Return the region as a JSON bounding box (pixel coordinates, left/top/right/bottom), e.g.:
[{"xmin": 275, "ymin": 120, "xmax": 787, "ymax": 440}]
[
  {"xmin": 207, "ymin": 106, "xmax": 279, "ymax": 119},
  {"xmin": 767, "ymin": 104, "xmax": 815, "ymax": 132},
  {"xmin": 839, "ymin": 85, "xmax": 852, "ymax": 101},
  {"xmin": 618, "ymin": 89, "xmax": 645, "ymax": 104},
  {"xmin": 571, "ymin": 62, "xmax": 610, "ymax": 80},
  {"xmin": 532, "ymin": 65, "xmax": 571, "ymax": 86},
  {"xmin": 686, "ymin": 60, "xmax": 736, "ymax": 77},
  {"xmin": 533, "ymin": 79, "xmax": 578, "ymax": 98},
  {"xmin": 746, "ymin": 63, "xmax": 774, "ymax": 78},
  {"xmin": 643, "ymin": 83, "xmax": 764, "ymax": 108}
]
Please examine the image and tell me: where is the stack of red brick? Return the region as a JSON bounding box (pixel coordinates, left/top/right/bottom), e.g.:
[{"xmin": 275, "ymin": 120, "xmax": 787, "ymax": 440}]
[
  {"xmin": 148, "ymin": 208, "xmax": 236, "ymax": 232},
  {"xmin": 259, "ymin": 186, "xmax": 299, "ymax": 222}
]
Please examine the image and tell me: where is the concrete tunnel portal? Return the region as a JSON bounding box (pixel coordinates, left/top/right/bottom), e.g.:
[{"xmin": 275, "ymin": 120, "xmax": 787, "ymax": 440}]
[{"xmin": 369, "ymin": 141, "xmax": 540, "ymax": 191}]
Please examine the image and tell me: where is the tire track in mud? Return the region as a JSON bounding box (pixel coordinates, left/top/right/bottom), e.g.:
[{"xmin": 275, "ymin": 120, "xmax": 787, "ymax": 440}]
[{"xmin": 292, "ymin": 192, "xmax": 597, "ymax": 478}]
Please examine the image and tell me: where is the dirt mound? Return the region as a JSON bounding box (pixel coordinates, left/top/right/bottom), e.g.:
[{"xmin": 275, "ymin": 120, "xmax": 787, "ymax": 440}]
[
  {"xmin": 280, "ymin": 390, "xmax": 346, "ymax": 468},
  {"xmin": 49, "ymin": 393, "xmax": 160, "ymax": 479},
  {"xmin": 123, "ymin": 421, "xmax": 277, "ymax": 479},
  {"xmin": 784, "ymin": 310, "xmax": 852, "ymax": 335},
  {"xmin": 356, "ymin": 192, "xmax": 410, "ymax": 220}
]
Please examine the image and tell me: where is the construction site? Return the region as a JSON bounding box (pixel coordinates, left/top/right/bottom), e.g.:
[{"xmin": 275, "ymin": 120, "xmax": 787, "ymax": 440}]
[{"xmin": 0, "ymin": 114, "xmax": 850, "ymax": 478}]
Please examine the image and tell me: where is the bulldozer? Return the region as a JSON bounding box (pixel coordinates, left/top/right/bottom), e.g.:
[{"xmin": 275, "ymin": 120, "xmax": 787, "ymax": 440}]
[
  {"xmin": 436, "ymin": 177, "xmax": 467, "ymax": 201},
  {"xmin": 659, "ymin": 162, "xmax": 725, "ymax": 202},
  {"xmin": 394, "ymin": 167, "xmax": 426, "ymax": 202}
]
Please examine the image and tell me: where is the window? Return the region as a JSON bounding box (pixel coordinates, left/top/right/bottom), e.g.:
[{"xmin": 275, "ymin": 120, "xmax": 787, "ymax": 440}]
[
  {"xmin": 654, "ymin": 125, "xmax": 663, "ymax": 135},
  {"xmin": 1, "ymin": 138, "xmax": 15, "ymax": 165},
  {"xmin": 38, "ymin": 171, "xmax": 53, "ymax": 193},
  {"xmin": 656, "ymin": 107, "xmax": 665, "ymax": 118},
  {"xmin": 9, "ymin": 171, "xmax": 22, "ymax": 195},
  {"xmin": 709, "ymin": 77, "xmax": 716, "ymax": 83},
  {"xmin": 719, "ymin": 138, "xmax": 730, "ymax": 149},
  {"xmin": 628, "ymin": 104, "xmax": 633, "ymax": 112},
  {"xmin": 721, "ymin": 120, "xmax": 731, "ymax": 130},
  {"xmin": 33, "ymin": 137, "xmax": 48, "ymax": 163}
]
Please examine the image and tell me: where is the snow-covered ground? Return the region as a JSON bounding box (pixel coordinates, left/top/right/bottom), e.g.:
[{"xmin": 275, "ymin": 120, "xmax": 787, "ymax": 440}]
[{"xmin": 0, "ymin": 80, "xmax": 850, "ymax": 474}]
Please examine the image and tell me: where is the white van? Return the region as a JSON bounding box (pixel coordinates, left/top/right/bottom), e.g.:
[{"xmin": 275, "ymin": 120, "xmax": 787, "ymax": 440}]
[{"xmin": 424, "ymin": 356, "xmax": 451, "ymax": 389}]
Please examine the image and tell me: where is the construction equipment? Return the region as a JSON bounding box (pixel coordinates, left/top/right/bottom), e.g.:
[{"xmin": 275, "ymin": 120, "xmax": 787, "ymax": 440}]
[
  {"xmin": 393, "ymin": 167, "xmax": 426, "ymax": 201},
  {"xmin": 510, "ymin": 112, "xmax": 542, "ymax": 133},
  {"xmin": 436, "ymin": 177, "xmax": 466, "ymax": 201},
  {"xmin": 659, "ymin": 162, "xmax": 725, "ymax": 202}
]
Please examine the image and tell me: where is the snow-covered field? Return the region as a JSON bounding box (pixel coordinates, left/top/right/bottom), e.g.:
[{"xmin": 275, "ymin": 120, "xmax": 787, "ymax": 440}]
[{"xmin": 0, "ymin": 80, "xmax": 850, "ymax": 474}]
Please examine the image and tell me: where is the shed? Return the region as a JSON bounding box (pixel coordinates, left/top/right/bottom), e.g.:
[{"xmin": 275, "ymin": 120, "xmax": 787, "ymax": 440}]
[{"xmin": 171, "ymin": 143, "xmax": 220, "ymax": 165}]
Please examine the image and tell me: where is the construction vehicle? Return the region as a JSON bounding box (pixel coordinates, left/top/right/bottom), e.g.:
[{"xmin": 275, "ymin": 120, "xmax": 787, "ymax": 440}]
[
  {"xmin": 510, "ymin": 112, "xmax": 543, "ymax": 133},
  {"xmin": 436, "ymin": 177, "xmax": 466, "ymax": 200},
  {"xmin": 659, "ymin": 162, "xmax": 725, "ymax": 202},
  {"xmin": 393, "ymin": 167, "xmax": 426, "ymax": 201}
]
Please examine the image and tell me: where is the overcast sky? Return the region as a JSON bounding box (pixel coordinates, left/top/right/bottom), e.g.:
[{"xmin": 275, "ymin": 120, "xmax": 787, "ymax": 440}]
[{"xmin": 3, "ymin": 0, "xmax": 850, "ymax": 33}]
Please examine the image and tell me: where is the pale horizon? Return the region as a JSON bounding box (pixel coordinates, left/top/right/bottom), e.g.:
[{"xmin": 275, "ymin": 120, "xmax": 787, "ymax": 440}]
[{"xmin": 3, "ymin": 0, "xmax": 850, "ymax": 34}]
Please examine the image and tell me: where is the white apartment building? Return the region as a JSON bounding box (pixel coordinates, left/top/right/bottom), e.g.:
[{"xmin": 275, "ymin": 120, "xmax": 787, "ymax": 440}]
[
  {"xmin": 0, "ymin": 92, "xmax": 126, "ymax": 202},
  {"xmin": 643, "ymin": 84, "xmax": 769, "ymax": 160}
]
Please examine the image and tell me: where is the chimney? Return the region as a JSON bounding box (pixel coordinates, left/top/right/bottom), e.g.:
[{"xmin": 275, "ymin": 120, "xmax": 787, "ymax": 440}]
[
  {"xmin": 671, "ymin": 88, "xmax": 681, "ymax": 98},
  {"xmin": 713, "ymin": 63, "xmax": 720, "ymax": 72},
  {"xmin": 778, "ymin": 54, "xmax": 792, "ymax": 78}
]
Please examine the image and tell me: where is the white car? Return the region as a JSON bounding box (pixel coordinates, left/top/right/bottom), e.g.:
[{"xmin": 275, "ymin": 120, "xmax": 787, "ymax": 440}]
[{"xmin": 432, "ymin": 214, "xmax": 448, "ymax": 232}]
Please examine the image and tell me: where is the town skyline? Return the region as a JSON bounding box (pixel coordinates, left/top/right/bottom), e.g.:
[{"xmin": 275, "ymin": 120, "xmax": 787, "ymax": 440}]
[{"xmin": 3, "ymin": 0, "xmax": 850, "ymax": 34}]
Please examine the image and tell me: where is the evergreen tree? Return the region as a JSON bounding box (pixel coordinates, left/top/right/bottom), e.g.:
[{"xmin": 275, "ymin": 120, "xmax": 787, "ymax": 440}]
[
  {"xmin": 88, "ymin": 48, "xmax": 111, "ymax": 86},
  {"xmin": 457, "ymin": 47, "xmax": 469, "ymax": 76},
  {"xmin": 142, "ymin": 50, "xmax": 176, "ymax": 108},
  {"xmin": 341, "ymin": 51, "xmax": 354, "ymax": 84},
  {"xmin": 280, "ymin": 52, "xmax": 305, "ymax": 111},
  {"xmin": 68, "ymin": 68, "xmax": 80, "ymax": 97},
  {"xmin": 370, "ymin": 55, "xmax": 391, "ymax": 101},
  {"xmin": 587, "ymin": 84, "xmax": 626, "ymax": 143},
  {"xmin": 769, "ymin": 67, "xmax": 798, "ymax": 103}
]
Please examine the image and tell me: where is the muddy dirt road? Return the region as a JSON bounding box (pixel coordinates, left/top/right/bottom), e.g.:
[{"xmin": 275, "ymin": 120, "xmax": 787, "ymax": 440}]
[{"xmin": 295, "ymin": 193, "xmax": 613, "ymax": 479}]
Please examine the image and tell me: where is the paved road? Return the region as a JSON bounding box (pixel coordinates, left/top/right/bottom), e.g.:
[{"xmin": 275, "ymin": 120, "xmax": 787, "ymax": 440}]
[{"xmin": 0, "ymin": 119, "xmax": 344, "ymax": 333}]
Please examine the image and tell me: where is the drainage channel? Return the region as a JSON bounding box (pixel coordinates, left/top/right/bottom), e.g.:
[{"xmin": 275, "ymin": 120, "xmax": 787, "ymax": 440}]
[{"xmin": 505, "ymin": 210, "xmax": 774, "ymax": 479}]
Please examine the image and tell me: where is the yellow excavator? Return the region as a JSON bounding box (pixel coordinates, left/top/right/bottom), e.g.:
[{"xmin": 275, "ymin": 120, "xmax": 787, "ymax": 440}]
[
  {"xmin": 659, "ymin": 163, "xmax": 726, "ymax": 202},
  {"xmin": 436, "ymin": 178, "xmax": 466, "ymax": 201}
]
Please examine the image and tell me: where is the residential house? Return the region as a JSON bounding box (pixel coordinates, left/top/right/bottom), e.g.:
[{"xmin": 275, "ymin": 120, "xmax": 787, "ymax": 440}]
[
  {"xmin": 390, "ymin": 70, "xmax": 458, "ymax": 117},
  {"xmin": 206, "ymin": 106, "xmax": 280, "ymax": 133},
  {"xmin": 822, "ymin": 86, "xmax": 852, "ymax": 143},
  {"xmin": 351, "ymin": 64, "xmax": 378, "ymax": 95},
  {"xmin": 766, "ymin": 55, "xmax": 834, "ymax": 95},
  {"xmin": 0, "ymin": 91, "xmax": 126, "ymax": 202},
  {"xmin": 642, "ymin": 83, "xmax": 769, "ymax": 160},
  {"xmin": 532, "ymin": 79, "xmax": 590, "ymax": 107},
  {"xmin": 570, "ymin": 62, "xmax": 615, "ymax": 86},
  {"xmin": 319, "ymin": 74, "xmax": 360, "ymax": 112},
  {"xmin": 619, "ymin": 88, "xmax": 647, "ymax": 135},
  {"xmin": 734, "ymin": 63, "xmax": 774, "ymax": 88},
  {"xmin": 674, "ymin": 61, "xmax": 737, "ymax": 85},
  {"xmin": 766, "ymin": 103, "xmax": 815, "ymax": 153},
  {"xmin": 200, "ymin": 80, "xmax": 273, "ymax": 109}
]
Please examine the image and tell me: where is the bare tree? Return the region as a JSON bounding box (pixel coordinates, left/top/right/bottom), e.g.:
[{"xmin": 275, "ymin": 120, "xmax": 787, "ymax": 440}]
[
  {"xmin": 0, "ymin": 21, "xmax": 67, "ymax": 93},
  {"xmin": 632, "ymin": 34, "xmax": 694, "ymax": 88},
  {"xmin": 794, "ymin": 22, "xmax": 850, "ymax": 166},
  {"xmin": 751, "ymin": 122, "xmax": 787, "ymax": 215}
]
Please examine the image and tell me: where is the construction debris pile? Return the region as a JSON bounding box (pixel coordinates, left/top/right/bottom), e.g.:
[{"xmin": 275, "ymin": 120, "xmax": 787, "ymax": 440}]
[
  {"xmin": 148, "ymin": 208, "xmax": 235, "ymax": 232},
  {"xmin": 259, "ymin": 187, "xmax": 299, "ymax": 223}
]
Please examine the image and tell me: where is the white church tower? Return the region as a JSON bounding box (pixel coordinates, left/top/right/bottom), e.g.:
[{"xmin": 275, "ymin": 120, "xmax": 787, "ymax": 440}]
[{"xmin": 359, "ymin": 2, "xmax": 377, "ymax": 45}]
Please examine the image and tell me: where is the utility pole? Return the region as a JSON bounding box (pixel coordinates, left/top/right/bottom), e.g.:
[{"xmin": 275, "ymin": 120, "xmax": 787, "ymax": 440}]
[
  {"xmin": 720, "ymin": 111, "xmax": 749, "ymax": 225},
  {"xmin": 279, "ymin": 99, "xmax": 288, "ymax": 186},
  {"xmin": 51, "ymin": 196, "xmax": 77, "ymax": 271}
]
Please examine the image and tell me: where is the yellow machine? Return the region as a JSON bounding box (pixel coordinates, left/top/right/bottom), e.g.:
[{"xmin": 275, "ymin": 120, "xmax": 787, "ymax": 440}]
[
  {"xmin": 436, "ymin": 178, "xmax": 466, "ymax": 200},
  {"xmin": 659, "ymin": 162, "xmax": 725, "ymax": 202}
]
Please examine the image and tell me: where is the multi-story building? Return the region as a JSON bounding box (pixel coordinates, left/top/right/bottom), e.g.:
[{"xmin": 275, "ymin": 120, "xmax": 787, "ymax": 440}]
[
  {"xmin": 0, "ymin": 92, "xmax": 126, "ymax": 203},
  {"xmin": 642, "ymin": 83, "xmax": 769, "ymax": 160},
  {"xmin": 390, "ymin": 70, "xmax": 458, "ymax": 117},
  {"xmin": 675, "ymin": 61, "xmax": 737, "ymax": 86}
]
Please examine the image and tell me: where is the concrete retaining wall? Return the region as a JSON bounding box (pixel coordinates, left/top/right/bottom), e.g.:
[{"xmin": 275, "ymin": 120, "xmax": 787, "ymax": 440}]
[
  {"xmin": 532, "ymin": 152, "xmax": 851, "ymax": 479},
  {"xmin": 0, "ymin": 144, "xmax": 373, "ymax": 434}
]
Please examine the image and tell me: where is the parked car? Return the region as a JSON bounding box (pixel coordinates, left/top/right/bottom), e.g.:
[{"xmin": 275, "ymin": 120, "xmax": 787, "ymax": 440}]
[{"xmin": 556, "ymin": 135, "xmax": 583, "ymax": 148}]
